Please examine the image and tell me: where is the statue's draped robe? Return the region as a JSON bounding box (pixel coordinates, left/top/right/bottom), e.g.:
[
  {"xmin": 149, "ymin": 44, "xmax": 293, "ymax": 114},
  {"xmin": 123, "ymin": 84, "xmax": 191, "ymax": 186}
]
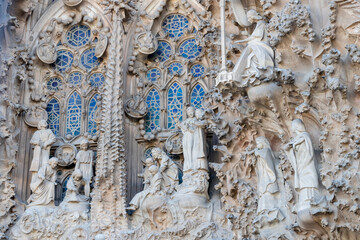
[
  {"xmin": 29, "ymin": 129, "xmax": 56, "ymax": 178},
  {"xmin": 181, "ymin": 118, "xmax": 207, "ymax": 172},
  {"xmin": 255, "ymin": 147, "xmax": 279, "ymax": 212},
  {"xmin": 28, "ymin": 164, "xmax": 56, "ymax": 206},
  {"xmin": 233, "ymin": 20, "xmax": 274, "ymax": 83}
]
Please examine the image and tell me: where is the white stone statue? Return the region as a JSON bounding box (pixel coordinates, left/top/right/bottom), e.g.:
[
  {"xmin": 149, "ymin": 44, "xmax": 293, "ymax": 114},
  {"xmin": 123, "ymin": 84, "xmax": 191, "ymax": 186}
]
[
  {"xmin": 63, "ymin": 169, "xmax": 88, "ymax": 203},
  {"xmin": 28, "ymin": 157, "xmax": 58, "ymax": 207},
  {"xmin": 138, "ymin": 157, "xmax": 156, "ymax": 190},
  {"xmin": 29, "ymin": 120, "xmax": 56, "ymax": 181},
  {"xmin": 75, "ymin": 140, "xmax": 94, "ymax": 197},
  {"xmin": 285, "ymin": 119, "xmax": 319, "ymax": 211},
  {"xmin": 254, "ymin": 136, "xmax": 279, "ymax": 213},
  {"xmin": 175, "ymin": 107, "xmax": 208, "ymax": 173},
  {"xmin": 232, "ymin": 9, "xmax": 274, "ymax": 84},
  {"xmin": 127, "ymin": 164, "xmax": 163, "ymax": 211},
  {"xmin": 151, "ymin": 148, "xmax": 179, "ymax": 193}
]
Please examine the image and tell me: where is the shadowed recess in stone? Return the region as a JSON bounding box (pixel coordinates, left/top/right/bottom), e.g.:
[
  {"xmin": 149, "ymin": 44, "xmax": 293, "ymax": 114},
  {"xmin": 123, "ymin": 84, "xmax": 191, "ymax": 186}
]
[
  {"xmin": 167, "ymin": 82, "xmax": 183, "ymax": 129},
  {"xmin": 47, "ymin": 77, "xmax": 62, "ymax": 91},
  {"xmin": 190, "ymin": 84, "xmax": 205, "ymax": 109},
  {"xmin": 66, "ymin": 25, "xmax": 91, "ymax": 47},
  {"xmin": 145, "ymin": 89, "xmax": 161, "ymax": 132},
  {"xmin": 146, "ymin": 68, "xmax": 161, "ymax": 82},
  {"xmin": 162, "ymin": 14, "xmax": 190, "ymax": 38},
  {"xmin": 179, "ymin": 39, "xmax": 202, "ymax": 59},
  {"xmin": 149, "ymin": 41, "xmax": 172, "ymax": 62},
  {"xmin": 66, "ymin": 92, "xmax": 82, "ymax": 137},
  {"xmin": 46, "ymin": 98, "xmax": 60, "ymax": 136},
  {"xmin": 88, "ymin": 94, "xmax": 99, "ymax": 135}
]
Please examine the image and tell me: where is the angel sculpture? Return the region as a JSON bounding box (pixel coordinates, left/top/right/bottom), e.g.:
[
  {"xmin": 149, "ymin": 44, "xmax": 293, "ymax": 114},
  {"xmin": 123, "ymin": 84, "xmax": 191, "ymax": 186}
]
[{"xmin": 231, "ymin": 6, "xmax": 274, "ymax": 85}]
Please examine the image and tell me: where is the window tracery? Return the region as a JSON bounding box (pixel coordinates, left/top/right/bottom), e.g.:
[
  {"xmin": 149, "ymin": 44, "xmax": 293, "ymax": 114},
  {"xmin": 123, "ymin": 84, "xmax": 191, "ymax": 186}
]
[
  {"xmin": 132, "ymin": 12, "xmax": 212, "ymax": 142},
  {"xmin": 43, "ymin": 23, "xmax": 105, "ymax": 139}
]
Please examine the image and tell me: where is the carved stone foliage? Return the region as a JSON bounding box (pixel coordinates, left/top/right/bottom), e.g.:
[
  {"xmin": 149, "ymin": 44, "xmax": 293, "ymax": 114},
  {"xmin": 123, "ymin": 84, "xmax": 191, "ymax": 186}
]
[{"xmin": 3, "ymin": 0, "xmax": 360, "ymax": 239}]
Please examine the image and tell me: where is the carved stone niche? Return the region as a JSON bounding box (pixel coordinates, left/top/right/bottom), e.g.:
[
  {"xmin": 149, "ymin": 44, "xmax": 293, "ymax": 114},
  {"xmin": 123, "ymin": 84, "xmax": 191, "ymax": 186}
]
[
  {"xmin": 55, "ymin": 143, "xmax": 77, "ymax": 167},
  {"xmin": 165, "ymin": 132, "xmax": 183, "ymax": 154},
  {"xmin": 24, "ymin": 107, "xmax": 48, "ymax": 128}
]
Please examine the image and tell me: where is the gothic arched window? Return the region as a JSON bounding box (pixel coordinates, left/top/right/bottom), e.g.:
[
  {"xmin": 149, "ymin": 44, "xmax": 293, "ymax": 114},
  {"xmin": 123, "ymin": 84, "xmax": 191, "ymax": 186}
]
[
  {"xmin": 46, "ymin": 98, "xmax": 60, "ymax": 136},
  {"xmin": 138, "ymin": 13, "xmax": 210, "ymax": 137},
  {"xmin": 44, "ymin": 24, "xmax": 105, "ymax": 139},
  {"xmin": 88, "ymin": 94, "xmax": 99, "ymax": 135},
  {"xmin": 66, "ymin": 92, "xmax": 82, "ymax": 137},
  {"xmin": 167, "ymin": 82, "xmax": 183, "ymax": 129},
  {"xmin": 190, "ymin": 84, "xmax": 205, "ymax": 109},
  {"xmin": 145, "ymin": 89, "xmax": 161, "ymax": 132}
]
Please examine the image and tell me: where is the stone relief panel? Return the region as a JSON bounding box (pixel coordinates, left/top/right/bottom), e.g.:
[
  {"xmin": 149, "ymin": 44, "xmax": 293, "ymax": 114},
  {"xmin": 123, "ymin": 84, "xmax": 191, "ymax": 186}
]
[{"xmin": 1, "ymin": 0, "xmax": 360, "ymax": 239}]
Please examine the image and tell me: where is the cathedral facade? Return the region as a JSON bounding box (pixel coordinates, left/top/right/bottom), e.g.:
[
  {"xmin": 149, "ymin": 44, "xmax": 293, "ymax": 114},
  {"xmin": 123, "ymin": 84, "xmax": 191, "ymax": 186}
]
[{"xmin": 1, "ymin": 0, "xmax": 360, "ymax": 239}]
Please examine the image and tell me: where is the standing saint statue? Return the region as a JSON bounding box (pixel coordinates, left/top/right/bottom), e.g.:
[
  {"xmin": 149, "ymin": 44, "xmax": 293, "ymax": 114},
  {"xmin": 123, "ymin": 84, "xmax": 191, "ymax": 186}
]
[
  {"xmin": 28, "ymin": 157, "xmax": 58, "ymax": 206},
  {"xmin": 254, "ymin": 136, "xmax": 279, "ymax": 213},
  {"xmin": 175, "ymin": 107, "xmax": 208, "ymax": 173},
  {"xmin": 285, "ymin": 119, "xmax": 319, "ymax": 211},
  {"xmin": 75, "ymin": 139, "xmax": 94, "ymax": 197},
  {"xmin": 232, "ymin": 9, "xmax": 274, "ymax": 84},
  {"xmin": 29, "ymin": 120, "xmax": 56, "ymax": 182}
]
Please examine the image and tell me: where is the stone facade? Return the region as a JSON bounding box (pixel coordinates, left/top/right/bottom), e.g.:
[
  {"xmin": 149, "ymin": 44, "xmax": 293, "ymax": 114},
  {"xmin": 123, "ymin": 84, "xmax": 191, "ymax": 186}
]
[{"xmin": 1, "ymin": 0, "xmax": 360, "ymax": 239}]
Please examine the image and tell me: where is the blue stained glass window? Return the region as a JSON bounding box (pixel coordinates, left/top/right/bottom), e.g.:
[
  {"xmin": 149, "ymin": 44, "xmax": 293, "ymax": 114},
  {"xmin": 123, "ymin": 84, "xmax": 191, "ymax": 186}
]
[
  {"xmin": 54, "ymin": 50, "xmax": 74, "ymax": 73},
  {"xmin": 149, "ymin": 41, "xmax": 172, "ymax": 62},
  {"xmin": 46, "ymin": 98, "xmax": 60, "ymax": 136},
  {"xmin": 179, "ymin": 39, "xmax": 202, "ymax": 59},
  {"xmin": 68, "ymin": 72, "xmax": 83, "ymax": 86},
  {"xmin": 81, "ymin": 48, "xmax": 100, "ymax": 70},
  {"xmin": 168, "ymin": 62, "xmax": 183, "ymax": 76},
  {"xmin": 144, "ymin": 148, "xmax": 153, "ymax": 159},
  {"xmin": 167, "ymin": 83, "xmax": 183, "ymax": 129},
  {"xmin": 66, "ymin": 25, "xmax": 91, "ymax": 47},
  {"xmin": 190, "ymin": 64, "xmax": 205, "ymax": 78},
  {"xmin": 162, "ymin": 14, "xmax": 190, "ymax": 38},
  {"xmin": 190, "ymin": 84, "xmax": 205, "ymax": 109},
  {"xmin": 145, "ymin": 89, "xmax": 161, "ymax": 132},
  {"xmin": 61, "ymin": 175, "xmax": 71, "ymax": 201},
  {"xmin": 89, "ymin": 72, "xmax": 105, "ymax": 87},
  {"xmin": 47, "ymin": 77, "xmax": 62, "ymax": 91},
  {"xmin": 88, "ymin": 94, "xmax": 99, "ymax": 135},
  {"xmin": 146, "ymin": 68, "xmax": 161, "ymax": 82},
  {"xmin": 66, "ymin": 92, "xmax": 82, "ymax": 137}
]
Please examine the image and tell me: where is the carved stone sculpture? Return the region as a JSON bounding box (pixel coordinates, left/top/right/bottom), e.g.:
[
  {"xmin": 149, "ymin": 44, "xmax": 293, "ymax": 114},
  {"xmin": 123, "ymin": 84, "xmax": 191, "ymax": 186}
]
[
  {"xmin": 29, "ymin": 120, "xmax": 56, "ymax": 182},
  {"xmin": 36, "ymin": 42, "xmax": 57, "ymax": 64},
  {"xmin": 232, "ymin": 10, "xmax": 274, "ymax": 85},
  {"xmin": 151, "ymin": 147, "xmax": 179, "ymax": 193},
  {"xmin": 62, "ymin": 169, "xmax": 88, "ymax": 203},
  {"xmin": 24, "ymin": 106, "xmax": 48, "ymax": 128},
  {"xmin": 127, "ymin": 164, "xmax": 163, "ymax": 211},
  {"xmin": 175, "ymin": 107, "xmax": 208, "ymax": 173},
  {"xmin": 124, "ymin": 95, "xmax": 148, "ymax": 119},
  {"xmin": 75, "ymin": 140, "xmax": 94, "ymax": 197},
  {"xmin": 55, "ymin": 143, "xmax": 77, "ymax": 166},
  {"xmin": 95, "ymin": 34, "xmax": 108, "ymax": 58},
  {"xmin": 285, "ymin": 119, "xmax": 319, "ymax": 212},
  {"xmin": 27, "ymin": 157, "xmax": 58, "ymax": 207},
  {"xmin": 253, "ymin": 136, "xmax": 284, "ymax": 227},
  {"xmin": 138, "ymin": 157, "xmax": 156, "ymax": 190},
  {"xmin": 62, "ymin": 0, "xmax": 83, "ymax": 7}
]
